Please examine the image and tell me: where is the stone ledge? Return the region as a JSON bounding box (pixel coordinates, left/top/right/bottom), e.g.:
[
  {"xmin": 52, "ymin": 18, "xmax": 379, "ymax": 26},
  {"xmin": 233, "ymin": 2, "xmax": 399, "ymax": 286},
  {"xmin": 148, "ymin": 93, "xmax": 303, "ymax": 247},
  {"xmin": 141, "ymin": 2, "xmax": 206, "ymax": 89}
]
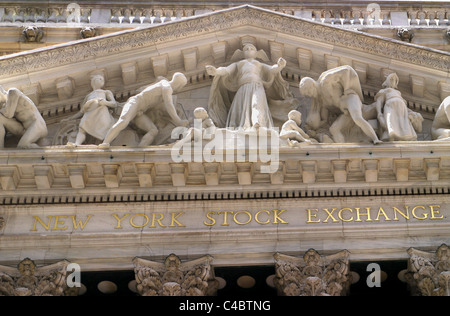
[{"xmin": 0, "ymin": 142, "xmax": 449, "ymax": 203}]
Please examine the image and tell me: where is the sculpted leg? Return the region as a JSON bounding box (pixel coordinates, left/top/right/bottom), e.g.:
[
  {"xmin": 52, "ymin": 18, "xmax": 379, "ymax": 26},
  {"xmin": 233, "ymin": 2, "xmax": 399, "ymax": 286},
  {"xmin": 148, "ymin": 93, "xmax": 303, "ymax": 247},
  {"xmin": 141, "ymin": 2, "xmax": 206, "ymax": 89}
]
[
  {"xmin": 343, "ymin": 94, "xmax": 381, "ymax": 144},
  {"xmin": 100, "ymin": 102, "xmax": 137, "ymax": 147},
  {"xmin": 329, "ymin": 114, "xmax": 350, "ymax": 143},
  {"xmin": 17, "ymin": 121, "xmax": 47, "ymax": 148},
  {"xmin": 433, "ymin": 128, "xmax": 450, "ymax": 141},
  {"xmin": 133, "ymin": 114, "xmax": 158, "ymax": 147}
]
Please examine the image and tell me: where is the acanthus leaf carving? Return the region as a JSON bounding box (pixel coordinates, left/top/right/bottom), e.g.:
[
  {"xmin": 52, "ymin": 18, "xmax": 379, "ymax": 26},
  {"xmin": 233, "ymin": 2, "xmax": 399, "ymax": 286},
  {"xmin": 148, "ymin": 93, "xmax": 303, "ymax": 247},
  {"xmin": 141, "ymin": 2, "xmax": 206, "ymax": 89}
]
[
  {"xmin": 406, "ymin": 244, "xmax": 450, "ymax": 296},
  {"xmin": 0, "ymin": 258, "xmax": 75, "ymax": 296},
  {"xmin": 133, "ymin": 254, "xmax": 218, "ymax": 296},
  {"xmin": 274, "ymin": 249, "xmax": 351, "ymax": 296}
]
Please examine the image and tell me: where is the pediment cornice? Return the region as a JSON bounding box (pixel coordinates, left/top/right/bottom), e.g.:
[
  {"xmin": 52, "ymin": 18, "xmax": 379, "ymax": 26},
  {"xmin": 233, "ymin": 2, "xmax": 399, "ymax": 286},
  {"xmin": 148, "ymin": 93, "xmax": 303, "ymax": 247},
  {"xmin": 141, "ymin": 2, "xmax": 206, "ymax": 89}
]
[{"xmin": 0, "ymin": 4, "xmax": 449, "ymax": 79}]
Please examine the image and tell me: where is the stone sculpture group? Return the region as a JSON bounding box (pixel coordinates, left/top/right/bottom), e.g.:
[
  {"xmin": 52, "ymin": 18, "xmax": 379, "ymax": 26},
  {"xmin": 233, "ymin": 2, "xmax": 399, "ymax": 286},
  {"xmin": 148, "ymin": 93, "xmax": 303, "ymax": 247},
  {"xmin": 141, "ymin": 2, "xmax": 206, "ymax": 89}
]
[{"xmin": 0, "ymin": 43, "xmax": 448, "ymax": 150}]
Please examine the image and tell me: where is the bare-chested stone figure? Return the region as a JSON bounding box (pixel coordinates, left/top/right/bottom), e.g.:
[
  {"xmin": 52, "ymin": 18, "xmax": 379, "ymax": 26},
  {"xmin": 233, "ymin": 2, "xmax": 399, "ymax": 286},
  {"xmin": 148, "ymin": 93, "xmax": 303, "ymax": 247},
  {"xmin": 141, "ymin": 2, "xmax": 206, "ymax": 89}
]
[
  {"xmin": 99, "ymin": 72, "xmax": 189, "ymax": 148},
  {"xmin": 0, "ymin": 86, "xmax": 47, "ymax": 148},
  {"xmin": 299, "ymin": 65, "xmax": 382, "ymax": 144},
  {"xmin": 431, "ymin": 96, "xmax": 450, "ymax": 141}
]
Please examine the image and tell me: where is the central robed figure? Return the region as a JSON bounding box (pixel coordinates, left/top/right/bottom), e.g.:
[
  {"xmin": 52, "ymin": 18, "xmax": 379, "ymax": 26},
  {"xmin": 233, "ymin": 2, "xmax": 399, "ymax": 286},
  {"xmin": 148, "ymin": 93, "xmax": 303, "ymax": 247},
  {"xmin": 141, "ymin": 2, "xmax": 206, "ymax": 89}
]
[{"xmin": 205, "ymin": 43, "xmax": 298, "ymax": 130}]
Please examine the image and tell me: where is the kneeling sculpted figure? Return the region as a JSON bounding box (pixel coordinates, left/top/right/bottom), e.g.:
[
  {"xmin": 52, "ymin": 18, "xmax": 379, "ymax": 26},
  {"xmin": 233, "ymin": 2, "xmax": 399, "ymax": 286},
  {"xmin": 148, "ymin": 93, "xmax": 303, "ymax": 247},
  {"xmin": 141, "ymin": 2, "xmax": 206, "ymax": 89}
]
[
  {"xmin": 99, "ymin": 73, "xmax": 189, "ymax": 148},
  {"xmin": 0, "ymin": 86, "xmax": 47, "ymax": 148},
  {"xmin": 431, "ymin": 96, "xmax": 450, "ymax": 141},
  {"xmin": 299, "ymin": 65, "xmax": 382, "ymax": 144}
]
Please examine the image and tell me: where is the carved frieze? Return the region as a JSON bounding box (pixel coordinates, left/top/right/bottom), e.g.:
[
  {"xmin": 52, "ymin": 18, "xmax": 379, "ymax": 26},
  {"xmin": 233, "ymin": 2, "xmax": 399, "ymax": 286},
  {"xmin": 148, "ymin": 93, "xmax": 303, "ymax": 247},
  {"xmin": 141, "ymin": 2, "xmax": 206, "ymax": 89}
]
[
  {"xmin": 0, "ymin": 258, "xmax": 74, "ymax": 296},
  {"xmin": 0, "ymin": 5, "xmax": 448, "ymax": 80},
  {"xmin": 133, "ymin": 254, "xmax": 218, "ymax": 296},
  {"xmin": 405, "ymin": 244, "xmax": 449, "ymax": 296},
  {"xmin": 274, "ymin": 249, "xmax": 351, "ymax": 296}
]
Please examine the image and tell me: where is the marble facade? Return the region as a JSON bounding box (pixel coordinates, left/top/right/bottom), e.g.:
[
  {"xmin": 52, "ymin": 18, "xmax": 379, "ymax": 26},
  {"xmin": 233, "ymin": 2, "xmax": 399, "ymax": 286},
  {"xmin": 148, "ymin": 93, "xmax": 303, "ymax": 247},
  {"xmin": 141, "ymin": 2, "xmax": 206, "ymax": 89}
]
[{"xmin": 0, "ymin": 2, "xmax": 449, "ymax": 296}]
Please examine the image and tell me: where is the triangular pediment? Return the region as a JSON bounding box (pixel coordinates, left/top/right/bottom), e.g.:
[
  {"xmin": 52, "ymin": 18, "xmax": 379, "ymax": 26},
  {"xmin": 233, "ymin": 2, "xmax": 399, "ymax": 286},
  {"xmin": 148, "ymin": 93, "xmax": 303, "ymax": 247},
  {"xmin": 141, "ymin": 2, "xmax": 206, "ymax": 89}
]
[{"xmin": 0, "ymin": 4, "xmax": 448, "ymax": 124}]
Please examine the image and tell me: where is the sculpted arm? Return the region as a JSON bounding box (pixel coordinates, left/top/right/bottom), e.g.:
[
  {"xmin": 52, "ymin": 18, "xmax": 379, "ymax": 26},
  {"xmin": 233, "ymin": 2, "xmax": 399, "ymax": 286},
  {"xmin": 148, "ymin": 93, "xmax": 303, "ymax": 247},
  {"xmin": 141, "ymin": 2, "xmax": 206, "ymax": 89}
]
[
  {"xmin": 0, "ymin": 88, "xmax": 21, "ymax": 119},
  {"xmin": 102, "ymin": 90, "xmax": 117, "ymax": 108},
  {"xmin": 161, "ymin": 83, "xmax": 185, "ymax": 126},
  {"xmin": 206, "ymin": 62, "xmax": 237, "ymax": 77},
  {"xmin": 265, "ymin": 58, "xmax": 287, "ymax": 74}
]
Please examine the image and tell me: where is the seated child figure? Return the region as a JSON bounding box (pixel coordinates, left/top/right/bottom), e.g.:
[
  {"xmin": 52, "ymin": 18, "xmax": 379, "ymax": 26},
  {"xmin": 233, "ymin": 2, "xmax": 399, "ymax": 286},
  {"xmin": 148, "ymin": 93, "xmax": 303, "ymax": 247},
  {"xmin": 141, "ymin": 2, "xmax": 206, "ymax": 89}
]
[
  {"xmin": 280, "ymin": 110, "xmax": 318, "ymax": 146},
  {"xmin": 177, "ymin": 107, "xmax": 216, "ymax": 146}
]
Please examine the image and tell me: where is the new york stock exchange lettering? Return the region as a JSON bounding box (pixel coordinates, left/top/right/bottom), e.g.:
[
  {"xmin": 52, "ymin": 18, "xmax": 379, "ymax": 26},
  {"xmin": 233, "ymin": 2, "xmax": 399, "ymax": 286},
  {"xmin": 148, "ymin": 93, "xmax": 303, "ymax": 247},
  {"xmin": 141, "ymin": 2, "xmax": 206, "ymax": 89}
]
[
  {"xmin": 0, "ymin": 0, "xmax": 449, "ymax": 298},
  {"xmin": 29, "ymin": 204, "xmax": 445, "ymax": 232}
]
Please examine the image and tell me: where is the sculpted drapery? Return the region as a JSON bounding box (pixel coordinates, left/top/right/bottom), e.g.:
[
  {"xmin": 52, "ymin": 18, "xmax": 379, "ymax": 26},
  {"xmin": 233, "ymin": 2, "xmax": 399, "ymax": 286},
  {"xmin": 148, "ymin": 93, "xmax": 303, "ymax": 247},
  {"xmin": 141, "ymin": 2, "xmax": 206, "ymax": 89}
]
[{"xmin": 206, "ymin": 44, "xmax": 298, "ymax": 130}]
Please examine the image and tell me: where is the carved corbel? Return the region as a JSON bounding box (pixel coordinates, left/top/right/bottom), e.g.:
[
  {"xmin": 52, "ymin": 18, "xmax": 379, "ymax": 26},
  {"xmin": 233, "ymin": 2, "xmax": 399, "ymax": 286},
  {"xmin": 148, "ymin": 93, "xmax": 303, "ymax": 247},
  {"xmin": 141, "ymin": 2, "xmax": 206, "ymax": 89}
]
[
  {"xmin": 0, "ymin": 166, "xmax": 20, "ymax": 190},
  {"xmin": 331, "ymin": 160, "xmax": 349, "ymax": 183},
  {"xmin": 103, "ymin": 164, "xmax": 123, "ymax": 188},
  {"xmin": 182, "ymin": 47, "xmax": 199, "ymax": 72},
  {"xmin": 301, "ymin": 161, "xmax": 317, "ymax": 184},
  {"xmin": 211, "ymin": 41, "xmax": 228, "ymax": 65},
  {"xmin": 297, "ymin": 48, "xmax": 312, "ymax": 71},
  {"xmin": 274, "ymin": 249, "xmax": 351, "ymax": 296},
  {"xmin": 68, "ymin": 164, "xmax": 88, "ymax": 189},
  {"xmin": 135, "ymin": 163, "xmax": 155, "ymax": 188},
  {"xmin": 270, "ymin": 161, "xmax": 285, "ymax": 185},
  {"xmin": 405, "ymin": 244, "xmax": 449, "ymax": 296},
  {"xmin": 439, "ymin": 81, "xmax": 450, "ymax": 102},
  {"xmin": 352, "ymin": 61, "xmax": 368, "ymax": 84},
  {"xmin": 269, "ymin": 41, "xmax": 284, "ymax": 64},
  {"xmin": 121, "ymin": 61, "xmax": 138, "ymax": 86},
  {"xmin": 236, "ymin": 162, "xmax": 253, "ymax": 185},
  {"xmin": 22, "ymin": 83, "xmax": 42, "ymax": 106},
  {"xmin": 170, "ymin": 163, "xmax": 187, "ymax": 187},
  {"xmin": 325, "ymin": 55, "xmax": 340, "ymax": 70},
  {"xmin": 133, "ymin": 254, "xmax": 219, "ymax": 296},
  {"xmin": 240, "ymin": 35, "xmax": 257, "ymax": 48},
  {"xmin": 56, "ymin": 76, "xmax": 75, "ymax": 100},
  {"xmin": 151, "ymin": 54, "xmax": 169, "ymax": 78},
  {"xmin": 424, "ymin": 158, "xmax": 440, "ymax": 181},
  {"xmin": 410, "ymin": 75, "xmax": 425, "ymax": 98},
  {"xmin": 33, "ymin": 165, "xmax": 54, "ymax": 190},
  {"xmin": 362, "ymin": 159, "xmax": 379, "ymax": 183},
  {"xmin": 201, "ymin": 162, "xmax": 219, "ymax": 186},
  {"xmin": 393, "ymin": 159, "xmax": 410, "ymax": 182},
  {"xmin": 0, "ymin": 258, "xmax": 74, "ymax": 296}
]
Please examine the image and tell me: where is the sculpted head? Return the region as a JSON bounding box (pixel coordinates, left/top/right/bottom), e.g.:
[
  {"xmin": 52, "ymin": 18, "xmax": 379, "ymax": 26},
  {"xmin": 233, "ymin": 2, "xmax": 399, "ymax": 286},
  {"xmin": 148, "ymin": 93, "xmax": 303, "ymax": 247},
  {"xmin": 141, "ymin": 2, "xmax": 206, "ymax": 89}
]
[
  {"xmin": 171, "ymin": 72, "xmax": 188, "ymax": 92},
  {"xmin": 299, "ymin": 77, "xmax": 318, "ymax": 99},
  {"xmin": 243, "ymin": 43, "xmax": 258, "ymax": 59},
  {"xmin": 90, "ymin": 74, "xmax": 105, "ymax": 90},
  {"xmin": 382, "ymin": 73, "xmax": 399, "ymax": 89},
  {"xmin": 288, "ymin": 110, "xmax": 302, "ymax": 125},
  {"xmin": 193, "ymin": 107, "xmax": 208, "ymax": 120}
]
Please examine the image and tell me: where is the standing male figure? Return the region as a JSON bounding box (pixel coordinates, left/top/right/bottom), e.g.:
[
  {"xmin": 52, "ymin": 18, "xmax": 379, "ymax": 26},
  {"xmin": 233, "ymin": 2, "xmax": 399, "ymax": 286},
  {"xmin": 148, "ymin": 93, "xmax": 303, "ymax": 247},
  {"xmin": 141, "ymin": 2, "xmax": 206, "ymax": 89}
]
[{"xmin": 99, "ymin": 72, "xmax": 189, "ymax": 148}]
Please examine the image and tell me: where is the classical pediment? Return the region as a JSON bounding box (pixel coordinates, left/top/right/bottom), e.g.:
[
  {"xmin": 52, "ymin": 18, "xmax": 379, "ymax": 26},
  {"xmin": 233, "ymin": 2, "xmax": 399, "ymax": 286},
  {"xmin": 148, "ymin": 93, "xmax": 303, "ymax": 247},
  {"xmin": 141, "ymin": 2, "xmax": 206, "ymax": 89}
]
[
  {"xmin": 0, "ymin": 4, "xmax": 449, "ymax": 204},
  {"xmin": 0, "ymin": 4, "xmax": 448, "ymax": 124}
]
